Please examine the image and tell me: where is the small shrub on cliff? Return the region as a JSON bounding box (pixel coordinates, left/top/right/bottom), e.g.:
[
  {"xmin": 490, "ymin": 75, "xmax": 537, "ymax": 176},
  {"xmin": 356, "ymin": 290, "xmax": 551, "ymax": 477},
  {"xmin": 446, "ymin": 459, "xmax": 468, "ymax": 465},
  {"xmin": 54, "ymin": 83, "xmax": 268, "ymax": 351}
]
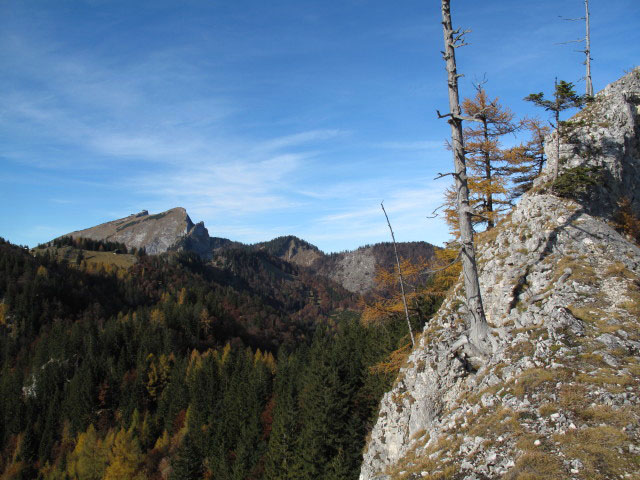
[
  {"xmin": 552, "ymin": 165, "xmax": 603, "ymax": 201},
  {"xmin": 613, "ymin": 197, "xmax": 640, "ymax": 244}
]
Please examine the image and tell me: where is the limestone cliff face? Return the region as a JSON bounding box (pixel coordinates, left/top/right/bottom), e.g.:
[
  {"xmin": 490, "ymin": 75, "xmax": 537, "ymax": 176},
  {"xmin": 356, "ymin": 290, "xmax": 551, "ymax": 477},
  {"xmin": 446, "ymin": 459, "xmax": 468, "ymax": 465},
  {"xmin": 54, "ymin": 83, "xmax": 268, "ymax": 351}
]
[
  {"xmin": 64, "ymin": 207, "xmax": 214, "ymax": 259},
  {"xmin": 360, "ymin": 69, "xmax": 640, "ymax": 480},
  {"xmin": 325, "ymin": 247, "xmax": 378, "ymax": 293}
]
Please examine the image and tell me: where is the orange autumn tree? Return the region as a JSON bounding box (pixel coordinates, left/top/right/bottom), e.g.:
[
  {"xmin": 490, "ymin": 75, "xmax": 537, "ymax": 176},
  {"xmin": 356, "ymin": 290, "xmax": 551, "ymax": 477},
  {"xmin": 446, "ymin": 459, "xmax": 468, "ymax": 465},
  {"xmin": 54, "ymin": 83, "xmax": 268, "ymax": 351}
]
[
  {"xmin": 363, "ymin": 248, "xmax": 461, "ymax": 375},
  {"xmin": 444, "ymin": 85, "xmax": 520, "ymax": 236},
  {"xmin": 362, "ymin": 249, "xmax": 461, "ymax": 327},
  {"xmin": 362, "ymin": 257, "xmax": 429, "ymax": 327},
  {"xmin": 506, "ymin": 117, "xmax": 550, "ymax": 201}
]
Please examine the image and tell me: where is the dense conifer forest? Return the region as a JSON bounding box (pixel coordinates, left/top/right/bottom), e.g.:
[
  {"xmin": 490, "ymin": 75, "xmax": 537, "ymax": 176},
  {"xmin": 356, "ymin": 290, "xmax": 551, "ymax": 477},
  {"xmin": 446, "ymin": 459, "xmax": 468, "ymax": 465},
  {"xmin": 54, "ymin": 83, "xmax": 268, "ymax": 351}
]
[{"xmin": 0, "ymin": 237, "xmax": 442, "ymax": 479}]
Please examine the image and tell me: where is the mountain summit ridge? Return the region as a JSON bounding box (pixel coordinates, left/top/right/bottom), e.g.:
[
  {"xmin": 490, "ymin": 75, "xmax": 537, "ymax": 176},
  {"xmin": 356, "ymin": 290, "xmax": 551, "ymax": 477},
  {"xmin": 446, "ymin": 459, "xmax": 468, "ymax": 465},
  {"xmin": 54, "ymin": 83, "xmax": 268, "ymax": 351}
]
[
  {"xmin": 63, "ymin": 206, "xmax": 213, "ymax": 257},
  {"xmin": 60, "ymin": 210, "xmax": 437, "ymax": 294}
]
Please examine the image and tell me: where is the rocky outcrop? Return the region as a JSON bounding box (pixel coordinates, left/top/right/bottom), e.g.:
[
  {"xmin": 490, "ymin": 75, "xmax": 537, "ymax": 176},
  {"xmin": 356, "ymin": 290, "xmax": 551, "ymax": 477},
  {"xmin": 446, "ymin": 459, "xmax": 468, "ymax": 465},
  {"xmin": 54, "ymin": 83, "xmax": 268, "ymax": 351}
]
[
  {"xmin": 319, "ymin": 242, "xmax": 437, "ymax": 294},
  {"xmin": 255, "ymin": 238, "xmax": 437, "ymax": 294},
  {"xmin": 542, "ymin": 67, "xmax": 640, "ymax": 217},
  {"xmin": 64, "ymin": 207, "xmax": 214, "ymax": 259},
  {"xmin": 325, "ymin": 247, "xmax": 378, "ymax": 293},
  {"xmin": 360, "ymin": 69, "xmax": 640, "ymax": 480},
  {"xmin": 172, "ymin": 219, "xmax": 215, "ymax": 260},
  {"xmin": 254, "ymin": 236, "xmax": 324, "ymax": 268}
]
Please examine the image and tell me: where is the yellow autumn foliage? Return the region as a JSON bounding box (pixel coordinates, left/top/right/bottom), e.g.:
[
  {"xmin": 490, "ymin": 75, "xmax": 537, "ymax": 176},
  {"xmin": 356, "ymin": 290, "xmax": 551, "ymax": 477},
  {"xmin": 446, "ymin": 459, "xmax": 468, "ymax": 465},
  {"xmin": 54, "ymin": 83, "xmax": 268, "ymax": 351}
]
[
  {"xmin": 36, "ymin": 265, "xmax": 49, "ymax": 278},
  {"xmin": 146, "ymin": 353, "xmax": 173, "ymax": 400},
  {"xmin": 362, "ymin": 251, "xmax": 459, "ymax": 327},
  {"xmin": 254, "ymin": 349, "xmax": 277, "ymax": 374},
  {"xmin": 150, "ymin": 308, "xmax": 165, "ymax": 325},
  {"xmin": 0, "ymin": 302, "xmax": 7, "ymax": 326},
  {"xmin": 66, "ymin": 424, "xmax": 109, "ymax": 480},
  {"xmin": 103, "ymin": 428, "xmax": 145, "ymax": 480}
]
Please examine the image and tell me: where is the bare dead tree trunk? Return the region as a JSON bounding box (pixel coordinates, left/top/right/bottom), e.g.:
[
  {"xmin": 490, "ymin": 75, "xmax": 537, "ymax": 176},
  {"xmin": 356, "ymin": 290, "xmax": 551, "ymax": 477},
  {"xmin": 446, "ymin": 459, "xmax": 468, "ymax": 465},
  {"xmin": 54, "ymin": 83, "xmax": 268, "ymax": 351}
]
[
  {"xmin": 554, "ymin": 77, "xmax": 560, "ymax": 183},
  {"xmin": 381, "ymin": 202, "xmax": 415, "ymax": 347},
  {"xmin": 482, "ymin": 117, "xmax": 494, "ymax": 229},
  {"xmin": 440, "ymin": 0, "xmax": 489, "ymax": 348},
  {"xmin": 584, "ymin": 0, "xmax": 593, "ymax": 97}
]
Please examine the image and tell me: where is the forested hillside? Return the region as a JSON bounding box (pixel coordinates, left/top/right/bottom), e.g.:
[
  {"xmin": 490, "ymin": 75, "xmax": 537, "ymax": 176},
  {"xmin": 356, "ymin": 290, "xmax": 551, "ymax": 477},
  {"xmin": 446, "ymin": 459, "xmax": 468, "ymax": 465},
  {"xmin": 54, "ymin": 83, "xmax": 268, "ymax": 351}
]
[{"xmin": 0, "ymin": 238, "xmax": 442, "ymax": 479}]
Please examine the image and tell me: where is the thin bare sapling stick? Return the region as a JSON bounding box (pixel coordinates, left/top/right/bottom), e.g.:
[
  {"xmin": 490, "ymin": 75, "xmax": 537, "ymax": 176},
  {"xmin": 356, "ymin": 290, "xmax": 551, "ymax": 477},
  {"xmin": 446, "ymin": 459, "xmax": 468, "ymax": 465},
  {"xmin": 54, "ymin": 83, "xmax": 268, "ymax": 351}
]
[{"xmin": 381, "ymin": 202, "xmax": 416, "ymax": 347}]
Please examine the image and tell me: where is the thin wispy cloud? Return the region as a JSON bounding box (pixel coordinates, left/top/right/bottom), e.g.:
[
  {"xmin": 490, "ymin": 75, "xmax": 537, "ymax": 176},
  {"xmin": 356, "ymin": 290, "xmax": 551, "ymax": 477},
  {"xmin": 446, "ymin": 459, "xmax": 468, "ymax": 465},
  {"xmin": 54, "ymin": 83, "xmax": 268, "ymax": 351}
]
[
  {"xmin": 2, "ymin": 0, "xmax": 637, "ymax": 252},
  {"xmin": 258, "ymin": 129, "xmax": 347, "ymax": 152},
  {"xmin": 375, "ymin": 140, "xmax": 445, "ymax": 151}
]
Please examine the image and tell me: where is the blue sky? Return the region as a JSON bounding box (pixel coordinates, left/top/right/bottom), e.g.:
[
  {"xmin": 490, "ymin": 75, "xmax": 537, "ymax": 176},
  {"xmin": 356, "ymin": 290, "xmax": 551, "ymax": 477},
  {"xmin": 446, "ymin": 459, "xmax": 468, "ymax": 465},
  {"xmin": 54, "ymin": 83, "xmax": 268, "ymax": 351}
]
[{"xmin": 1, "ymin": 1, "xmax": 638, "ymax": 252}]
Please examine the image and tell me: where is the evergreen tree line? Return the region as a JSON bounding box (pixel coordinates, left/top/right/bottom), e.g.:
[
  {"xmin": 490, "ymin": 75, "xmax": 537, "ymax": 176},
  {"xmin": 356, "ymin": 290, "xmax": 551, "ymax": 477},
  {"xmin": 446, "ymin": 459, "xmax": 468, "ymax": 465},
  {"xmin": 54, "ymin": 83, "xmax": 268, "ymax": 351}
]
[
  {"xmin": 0, "ymin": 238, "xmax": 440, "ymax": 479},
  {"xmin": 47, "ymin": 237, "xmax": 132, "ymax": 255}
]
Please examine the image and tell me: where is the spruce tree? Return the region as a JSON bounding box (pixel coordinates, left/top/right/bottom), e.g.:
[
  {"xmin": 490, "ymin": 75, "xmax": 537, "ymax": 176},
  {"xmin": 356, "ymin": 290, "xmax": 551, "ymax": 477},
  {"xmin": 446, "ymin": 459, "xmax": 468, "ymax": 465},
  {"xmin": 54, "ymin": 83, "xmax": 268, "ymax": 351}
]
[
  {"xmin": 525, "ymin": 79, "xmax": 584, "ymax": 183},
  {"xmin": 264, "ymin": 354, "xmax": 301, "ymax": 480},
  {"xmin": 170, "ymin": 434, "xmax": 204, "ymax": 480}
]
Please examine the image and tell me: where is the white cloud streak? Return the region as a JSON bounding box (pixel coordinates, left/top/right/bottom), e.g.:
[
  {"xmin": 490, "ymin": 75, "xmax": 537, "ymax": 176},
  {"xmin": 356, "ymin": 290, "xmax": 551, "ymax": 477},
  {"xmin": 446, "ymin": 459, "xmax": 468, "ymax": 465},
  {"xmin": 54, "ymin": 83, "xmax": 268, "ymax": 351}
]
[{"xmin": 0, "ymin": 23, "xmax": 452, "ymax": 251}]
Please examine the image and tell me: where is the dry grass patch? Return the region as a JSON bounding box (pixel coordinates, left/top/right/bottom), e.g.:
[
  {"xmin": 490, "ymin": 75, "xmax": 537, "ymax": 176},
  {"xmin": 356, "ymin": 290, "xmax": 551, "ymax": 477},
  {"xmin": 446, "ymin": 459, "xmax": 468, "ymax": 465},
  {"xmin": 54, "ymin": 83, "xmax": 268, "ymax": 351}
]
[
  {"xmin": 568, "ymin": 305, "xmax": 602, "ymax": 325},
  {"xmin": 384, "ymin": 435, "xmax": 461, "ymax": 480},
  {"xmin": 554, "ymin": 257, "xmax": 598, "ymax": 285},
  {"xmin": 507, "ymin": 340, "xmax": 536, "ymax": 360},
  {"xmin": 568, "ymin": 305, "xmax": 628, "ymax": 335},
  {"xmin": 603, "ymin": 261, "xmax": 635, "ymax": 279},
  {"xmin": 513, "ymin": 368, "xmax": 561, "ymax": 397},
  {"xmin": 468, "ymin": 407, "xmax": 521, "ymax": 439},
  {"xmin": 578, "ymin": 352, "xmax": 607, "ymax": 368},
  {"xmin": 628, "ymin": 362, "xmax": 640, "ymax": 377},
  {"xmin": 558, "ymin": 384, "xmax": 590, "ymax": 413},
  {"xmin": 555, "ymin": 426, "xmax": 638, "ymax": 479},
  {"xmin": 82, "ymin": 250, "xmax": 137, "ymax": 269},
  {"xmin": 538, "ymin": 402, "xmax": 559, "ymax": 417},
  {"xmin": 503, "ymin": 451, "xmax": 565, "ymax": 480},
  {"xmin": 576, "ymin": 369, "xmax": 634, "ymax": 392},
  {"xmin": 575, "ymin": 404, "xmax": 637, "ymax": 428}
]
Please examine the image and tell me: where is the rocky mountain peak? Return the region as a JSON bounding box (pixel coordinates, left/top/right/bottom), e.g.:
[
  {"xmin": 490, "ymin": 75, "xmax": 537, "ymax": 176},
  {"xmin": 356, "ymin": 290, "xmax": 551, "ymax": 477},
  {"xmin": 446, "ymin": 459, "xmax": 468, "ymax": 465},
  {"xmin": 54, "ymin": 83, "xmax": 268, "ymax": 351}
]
[
  {"xmin": 360, "ymin": 69, "xmax": 640, "ymax": 479},
  {"xmin": 63, "ymin": 206, "xmax": 211, "ymax": 257}
]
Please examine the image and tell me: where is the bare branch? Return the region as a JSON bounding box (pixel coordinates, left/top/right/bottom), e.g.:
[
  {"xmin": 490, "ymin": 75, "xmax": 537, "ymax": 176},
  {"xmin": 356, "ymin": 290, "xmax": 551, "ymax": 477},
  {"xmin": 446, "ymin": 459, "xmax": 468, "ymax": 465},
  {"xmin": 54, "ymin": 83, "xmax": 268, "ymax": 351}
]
[
  {"xmin": 471, "ymin": 74, "xmax": 488, "ymax": 91},
  {"xmin": 434, "ymin": 171, "xmax": 456, "ymax": 180},
  {"xmin": 437, "ymin": 110, "xmax": 482, "ymax": 123},
  {"xmin": 452, "ymin": 28, "xmax": 471, "ymax": 43},
  {"xmin": 559, "ymin": 15, "xmax": 585, "ymax": 21},
  {"xmin": 457, "ymin": 114, "xmax": 482, "ymax": 123},
  {"xmin": 419, "ymin": 250, "xmax": 461, "ymax": 276},
  {"xmin": 426, "ymin": 203, "xmax": 447, "ymax": 219},
  {"xmin": 555, "ymin": 38, "xmax": 584, "ymax": 45}
]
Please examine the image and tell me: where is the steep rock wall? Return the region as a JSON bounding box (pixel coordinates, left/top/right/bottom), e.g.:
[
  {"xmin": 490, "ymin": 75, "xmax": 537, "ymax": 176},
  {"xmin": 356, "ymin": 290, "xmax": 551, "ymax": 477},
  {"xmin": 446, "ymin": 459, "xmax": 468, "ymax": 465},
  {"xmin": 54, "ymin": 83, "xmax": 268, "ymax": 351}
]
[{"xmin": 360, "ymin": 68, "xmax": 640, "ymax": 480}]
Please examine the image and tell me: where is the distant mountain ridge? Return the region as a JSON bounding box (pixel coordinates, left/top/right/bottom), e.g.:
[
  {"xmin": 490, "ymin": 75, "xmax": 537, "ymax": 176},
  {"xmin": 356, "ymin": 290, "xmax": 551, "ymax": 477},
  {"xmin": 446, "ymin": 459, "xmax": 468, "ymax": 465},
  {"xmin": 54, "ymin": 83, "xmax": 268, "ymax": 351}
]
[
  {"xmin": 60, "ymin": 212, "xmax": 437, "ymax": 294},
  {"xmin": 251, "ymin": 236, "xmax": 438, "ymax": 293}
]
